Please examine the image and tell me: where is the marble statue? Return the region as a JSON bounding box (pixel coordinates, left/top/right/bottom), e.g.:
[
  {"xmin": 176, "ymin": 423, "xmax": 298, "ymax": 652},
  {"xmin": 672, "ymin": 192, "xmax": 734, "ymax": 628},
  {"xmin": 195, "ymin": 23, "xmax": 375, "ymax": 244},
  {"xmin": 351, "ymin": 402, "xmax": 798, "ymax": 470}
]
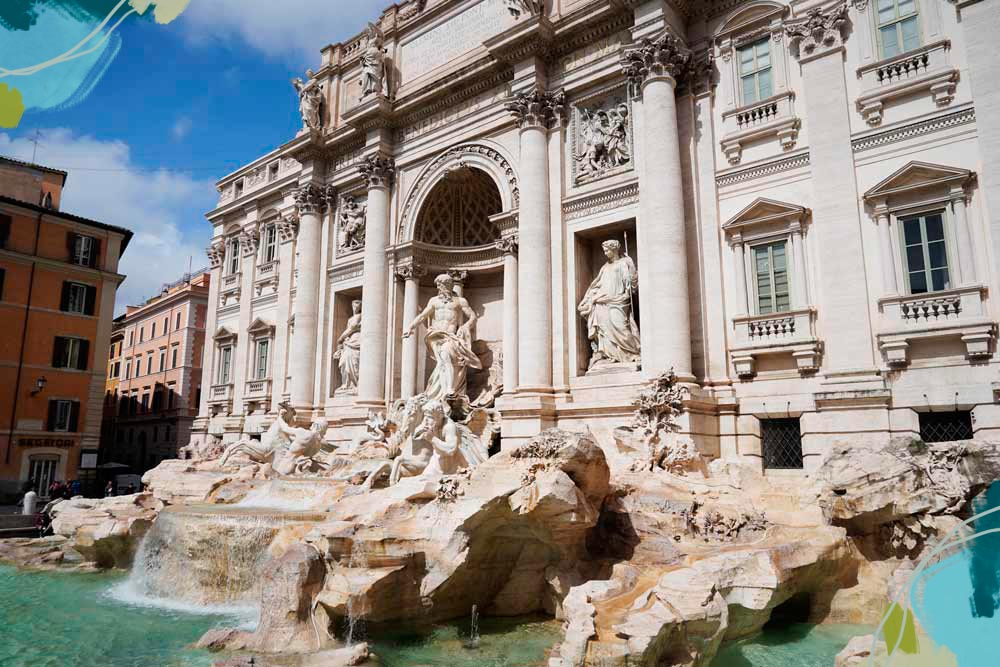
[
  {"xmin": 339, "ymin": 196, "xmax": 366, "ymax": 251},
  {"xmin": 360, "ymin": 22, "xmax": 387, "ymax": 99},
  {"xmin": 291, "ymin": 72, "xmax": 323, "ymax": 131},
  {"xmin": 273, "ymin": 418, "xmax": 330, "ymax": 475},
  {"xmin": 219, "ymin": 403, "xmax": 296, "ymax": 468},
  {"xmin": 334, "ymin": 300, "xmax": 362, "ymax": 394},
  {"xmin": 578, "ymin": 239, "xmax": 641, "ymax": 368},
  {"xmin": 403, "ymin": 273, "xmax": 482, "ymax": 400},
  {"xmin": 576, "ymin": 103, "xmax": 630, "ymax": 178}
]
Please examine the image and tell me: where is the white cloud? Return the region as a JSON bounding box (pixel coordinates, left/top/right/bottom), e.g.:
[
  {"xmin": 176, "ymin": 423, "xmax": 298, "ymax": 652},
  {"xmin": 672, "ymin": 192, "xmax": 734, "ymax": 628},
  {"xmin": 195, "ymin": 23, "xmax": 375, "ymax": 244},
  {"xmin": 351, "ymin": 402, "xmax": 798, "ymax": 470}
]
[
  {"xmin": 171, "ymin": 115, "xmax": 192, "ymax": 140},
  {"xmin": 0, "ymin": 128, "xmax": 215, "ymax": 314},
  {"xmin": 179, "ymin": 0, "xmax": 376, "ymax": 64}
]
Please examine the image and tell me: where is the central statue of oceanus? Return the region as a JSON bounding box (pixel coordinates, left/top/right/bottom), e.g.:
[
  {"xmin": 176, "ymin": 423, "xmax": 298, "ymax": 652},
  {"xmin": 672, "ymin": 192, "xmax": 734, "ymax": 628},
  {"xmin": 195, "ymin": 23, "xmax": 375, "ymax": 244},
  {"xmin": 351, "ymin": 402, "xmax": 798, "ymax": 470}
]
[{"xmin": 403, "ymin": 273, "xmax": 482, "ymax": 401}]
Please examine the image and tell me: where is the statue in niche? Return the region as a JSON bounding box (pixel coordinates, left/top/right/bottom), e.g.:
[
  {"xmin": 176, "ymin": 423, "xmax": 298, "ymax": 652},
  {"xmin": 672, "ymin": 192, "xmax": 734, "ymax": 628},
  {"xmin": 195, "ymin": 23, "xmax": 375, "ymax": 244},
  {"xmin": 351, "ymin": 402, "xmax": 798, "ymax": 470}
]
[
  {"xmin": 578, "ymin": 239, "xmax": 641, "ymax": 369},
  {"xmin": 403, "ymin": 273, "xmax": 482, "ymax": 400},
  {"xmin": 291, "ymin": 71, "xmax": 323, "ymax": 132},
  {"xmin": 360, "ymin": 22, "xmax": 388, "ymax": 99},
  {"xmin": 576, "ymin": 103, "xmax": 630, "ymax": 178},
  {"xmin": 334, "ymin": 300, "xmax": 362, "ymax": 395},
  {"xmin": 505, "ymin": 0, "xmax": 542, "ymax": 19},
  {"xmin": 339, "ymin": 196, "xmax": 367, "ymax": 251}
]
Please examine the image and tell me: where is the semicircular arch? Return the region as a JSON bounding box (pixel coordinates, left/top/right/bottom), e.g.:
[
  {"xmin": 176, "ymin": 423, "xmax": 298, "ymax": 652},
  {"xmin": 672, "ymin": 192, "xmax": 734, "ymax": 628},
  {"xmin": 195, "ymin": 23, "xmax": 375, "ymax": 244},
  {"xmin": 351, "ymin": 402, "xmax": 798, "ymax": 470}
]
[{"xmin": 398, "ymin": 141, "xmax": 520, "ymax": 244}]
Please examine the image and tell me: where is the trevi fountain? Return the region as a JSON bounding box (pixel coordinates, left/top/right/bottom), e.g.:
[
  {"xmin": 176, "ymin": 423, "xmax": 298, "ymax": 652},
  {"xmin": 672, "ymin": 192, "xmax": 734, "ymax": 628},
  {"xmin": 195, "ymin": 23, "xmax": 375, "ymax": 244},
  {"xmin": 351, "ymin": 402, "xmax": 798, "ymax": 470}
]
[{"xmin": 6, "ymin": 0, "xmax": 1000, "ymax": 665}]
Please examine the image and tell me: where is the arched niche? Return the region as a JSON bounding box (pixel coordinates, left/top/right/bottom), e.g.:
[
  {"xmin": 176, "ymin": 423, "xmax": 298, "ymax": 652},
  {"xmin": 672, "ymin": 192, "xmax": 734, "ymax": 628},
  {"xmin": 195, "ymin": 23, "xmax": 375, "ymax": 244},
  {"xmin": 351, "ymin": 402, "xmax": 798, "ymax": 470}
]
[{"xmin": 415, "ymin": 166, "xmax": 503, "ymax": 248}]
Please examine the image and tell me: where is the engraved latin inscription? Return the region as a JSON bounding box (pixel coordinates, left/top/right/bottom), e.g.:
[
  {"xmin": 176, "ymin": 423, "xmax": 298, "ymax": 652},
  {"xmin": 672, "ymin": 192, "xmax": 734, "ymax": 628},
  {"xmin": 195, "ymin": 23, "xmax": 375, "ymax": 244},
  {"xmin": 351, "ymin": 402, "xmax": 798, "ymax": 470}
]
[{"xmin": 402, "ymin": 0, "xmax": 510, "ymax": 80}]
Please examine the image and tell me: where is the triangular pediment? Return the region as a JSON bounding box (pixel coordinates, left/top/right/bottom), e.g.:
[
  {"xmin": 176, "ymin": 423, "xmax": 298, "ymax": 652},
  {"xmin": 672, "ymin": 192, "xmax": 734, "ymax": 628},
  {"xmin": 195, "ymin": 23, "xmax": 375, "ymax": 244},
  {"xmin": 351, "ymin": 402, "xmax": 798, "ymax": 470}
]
[
  {"xmin": 247, "ymin": 317, "xmax": 275, "ymax": 335},
  {"xmin": 723, "ymin": 198, "xmax": 808, "ymax": 231},
  {"xmin": 213, "ymin": 326, "xmax": 237, "ymax": 342},
  {"xmin": 865, "ymin": 161, "xmax": 972, "ymax": 201}
]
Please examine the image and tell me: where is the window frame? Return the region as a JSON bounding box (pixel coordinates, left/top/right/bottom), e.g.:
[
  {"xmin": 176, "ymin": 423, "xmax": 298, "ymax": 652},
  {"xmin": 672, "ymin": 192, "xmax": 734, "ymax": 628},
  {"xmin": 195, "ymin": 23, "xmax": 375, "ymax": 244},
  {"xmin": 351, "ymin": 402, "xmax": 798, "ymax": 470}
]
[
  {"xmin": 737, "ymin": 37, "xmax": 774, "ymax": 106},
  {"xmin": 875, "ymin": 0, "xmax": 922, "ymax": 60},
  {"xmin": 261, "ymin": 224, "xmax": 278, "ymax": 264},
  {"xmin": 897, "ymin": 207, "xmax": 954, "ymax": 296},
  {"xmin": 750, "ymin": 238, "xmax": 792, "ymax": 316},
  {"xmin": 254, "ymin": 338, "xmax": 271, "ymax": 381},
  {"xmin": 72, "ymin": 235, "xmax": 94, "ymax": 266},
  {"xmin": 52, "ymin": 400, "xmax": 73, "ymax": 432},
  {"xmin": 226, "ymin": 238, "xmax": 241, "ymax": 276},
  {"xmin": 158, "ymin": 348, "xmax": 166, "ymax": 373},
  {"xmin": 145, "ymin": 353, "xmax": 153, "ymax": 375},
  {"xmin": 171, "ymin": 345, "xmax": 179, "ymax": 369},
  {"xmin": 218, "ymin": 344, "xmax": 233, "ymax": 384},
  {"xmin": 64, "ymin": 282, "xmax": 89, "ymax": 314}
]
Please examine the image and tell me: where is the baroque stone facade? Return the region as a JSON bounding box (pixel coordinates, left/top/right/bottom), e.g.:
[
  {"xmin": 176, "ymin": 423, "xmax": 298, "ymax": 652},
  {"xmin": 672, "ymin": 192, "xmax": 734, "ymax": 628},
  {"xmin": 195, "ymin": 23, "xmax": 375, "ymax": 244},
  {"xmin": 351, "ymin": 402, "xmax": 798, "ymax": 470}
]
[{"xmin": 191, "ymin": 0, "xmax": 1000, "ymax": 473}]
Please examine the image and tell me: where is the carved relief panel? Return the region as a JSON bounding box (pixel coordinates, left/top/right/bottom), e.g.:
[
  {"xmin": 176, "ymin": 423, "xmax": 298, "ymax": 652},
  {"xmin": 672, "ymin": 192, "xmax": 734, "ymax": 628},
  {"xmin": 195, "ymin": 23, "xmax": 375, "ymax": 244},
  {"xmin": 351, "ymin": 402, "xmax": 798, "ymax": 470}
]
[{"xmin": 570, "ymin": 88, "xmax": 633, "ymax": 186}]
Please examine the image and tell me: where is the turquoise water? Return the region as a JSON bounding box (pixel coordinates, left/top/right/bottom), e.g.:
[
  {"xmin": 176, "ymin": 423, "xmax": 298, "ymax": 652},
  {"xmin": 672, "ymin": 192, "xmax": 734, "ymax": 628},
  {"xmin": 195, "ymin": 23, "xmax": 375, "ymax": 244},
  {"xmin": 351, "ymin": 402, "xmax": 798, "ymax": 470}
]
[
  {"xmin": 711, "ymin": 623, "xmax": 872, "ymax": 667},
  {"xmin": 0, "ymin": 564, "xmax": 231, "ymax": 667}
]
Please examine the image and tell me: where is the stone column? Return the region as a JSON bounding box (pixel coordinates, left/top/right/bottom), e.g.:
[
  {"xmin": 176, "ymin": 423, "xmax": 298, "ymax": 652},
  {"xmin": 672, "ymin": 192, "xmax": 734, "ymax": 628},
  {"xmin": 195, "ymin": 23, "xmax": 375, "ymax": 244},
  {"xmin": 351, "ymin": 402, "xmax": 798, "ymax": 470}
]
[
  {"xmin": 951, "ymin": 187, "xmax": 977, "ymax": 285},
  {"xmin": 198, "ymin": 241, "xmax": 225, "ymax": 418},
  {"xmin": 789, "ymin": 222, "xmax": 808, "ymax": 308},
  {"xmin": 233, "ymin": 217, "xmax": 259, "ymax": 415},
  {"xmin": 787, "ymin": 4, "xmax": 876, "ymax": 373},
  {"xmin": 874, "ymin": 205, "xmax": 899, "ymax": 295},
  {"xmin": 504, "ymin": 90, "xmax": 564, "ymax": 393},
  {"xmin": 497, "ymin": 235, "xmax": 519, "ymax": 395},
  {"xmin": 950, "ymin": 0, "xmax": 1000, "ymax": 298},
  {"xmin": 621, "ymin": 33, "xmax": 693, "ymax": 379},
  {"xmin": 288, "ymin": 184, "xmax": 326, "ymax": 411},
  {"xmin": 732, "ymin": 234, "xmax": 749, "ymax": 315},
  {"xmin": 396, "ymin": 264, "xmax": 424, "ymax": 399},
  {"xmin": 447, "ymin": 269, "xmax": 468, "ymax": 297},
  {"xmin": 271, "ymin": 210, "xmax": 299, "ymax": 411},
  {"xmin": 356, "ymin": 155, "xmax": 395, "ymax": 407}
]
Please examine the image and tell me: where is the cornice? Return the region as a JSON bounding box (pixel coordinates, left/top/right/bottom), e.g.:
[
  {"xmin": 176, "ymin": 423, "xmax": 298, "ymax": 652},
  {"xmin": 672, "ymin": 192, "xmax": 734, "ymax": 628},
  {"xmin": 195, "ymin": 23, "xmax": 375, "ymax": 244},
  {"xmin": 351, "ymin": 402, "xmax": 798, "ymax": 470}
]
[
  {"xmin": 851, "ymin": 106, "xmax": 976, "ymax": 153},
  {"xmin": 715, "ymin": 151, "xmax": 811, "ymax": 187}
]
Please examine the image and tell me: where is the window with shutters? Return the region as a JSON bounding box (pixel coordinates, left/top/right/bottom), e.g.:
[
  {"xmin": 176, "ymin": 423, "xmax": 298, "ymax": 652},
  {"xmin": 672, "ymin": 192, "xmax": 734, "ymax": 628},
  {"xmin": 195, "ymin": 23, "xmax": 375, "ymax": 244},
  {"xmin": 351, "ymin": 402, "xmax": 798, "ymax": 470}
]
[
  {"xmin": 71, "ymin": 234, "xmax": 96, "ymax": 266},
  {"xmin": 50, "ymin": 400, "xmax": 74, "ymax": 432},
  {"xmin": 752, "ymin": 240, "xmax": 791, "ymax": 315},
  {"xmin": 876, "ymin": 0, "xmax": 920, "ymax": 59},
  {"xmin": 53, "ymin": 337, "xmax": 88, "ymax": 370},
  {"xmin": 63, "ymin": 282, "xmax": 89, "ymax": 314},
  {"xmin": 900, "ymin": 211, "xmax": 951, "ymax": 295}
]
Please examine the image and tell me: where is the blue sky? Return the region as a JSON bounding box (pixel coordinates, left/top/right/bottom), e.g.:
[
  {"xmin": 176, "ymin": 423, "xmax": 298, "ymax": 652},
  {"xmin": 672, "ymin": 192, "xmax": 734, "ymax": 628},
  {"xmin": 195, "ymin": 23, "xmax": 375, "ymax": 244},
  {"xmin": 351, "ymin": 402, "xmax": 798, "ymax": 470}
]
[{"xmin": 0, "ymin": 0, "xmax": 377, "ymax": 309}]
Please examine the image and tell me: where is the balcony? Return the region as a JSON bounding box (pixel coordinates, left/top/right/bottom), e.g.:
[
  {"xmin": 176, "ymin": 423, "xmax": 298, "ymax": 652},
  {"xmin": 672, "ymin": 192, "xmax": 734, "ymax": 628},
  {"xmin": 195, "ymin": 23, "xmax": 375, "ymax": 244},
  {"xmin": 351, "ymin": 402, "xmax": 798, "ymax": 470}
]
[
  {"xmin": 244, "ymin": 378, "xmax": 272, "ymax": 401},
  {"xmin": 730, "ymin": 307, "xmax": 821, "ymax": 379},
  {"xmin": 856, "ymin": 40, "xmax": 959, "ymax": 126},
  {"xmin": 208, "ymin": 383, "xmax": 234, "ymax": 404},
  {"xmin": 720, "ymin": 92, "xmax": 800, "ymax": 166},
  {"xmin": 877, "ymin": 286, "xmax": 995, "ymax": 365}
]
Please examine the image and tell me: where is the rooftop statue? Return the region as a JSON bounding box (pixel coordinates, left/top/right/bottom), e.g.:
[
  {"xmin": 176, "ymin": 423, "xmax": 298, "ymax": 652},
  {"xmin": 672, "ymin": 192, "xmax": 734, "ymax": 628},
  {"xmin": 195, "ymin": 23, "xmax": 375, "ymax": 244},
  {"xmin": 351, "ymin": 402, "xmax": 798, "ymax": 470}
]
[
  {"xmin": 505, "ymin": 0, "xmax": 542, "ymax": 19},
  {"xmin": 291, "ymin": 71, "xmax": 323, "ymax": 131},
  {"xmin": 360, "ymin": 22, "xmax": 387, "ymax": 99},
  {"xmin": 403, "ymin": 273, "xmax": 483, "ymax": 401}
]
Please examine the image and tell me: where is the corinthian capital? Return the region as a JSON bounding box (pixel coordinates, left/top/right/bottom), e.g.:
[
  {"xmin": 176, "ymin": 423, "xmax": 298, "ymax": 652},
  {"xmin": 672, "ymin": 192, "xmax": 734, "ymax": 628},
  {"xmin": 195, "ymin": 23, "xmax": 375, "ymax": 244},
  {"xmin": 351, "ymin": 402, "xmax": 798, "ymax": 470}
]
[
  {"xmin": 359, "ymin": 154, "xmax": 396, "ymax": 189},
  {"xmin": 786, "ymin": 3, "xmax": 850, "ymax": 61},
  {"xmin": 620, "ymin": 32, "xmax": 692, "ymax": 91},
  {"xmin": 394, "ymin": 263, "xmax": 426, "ymax": 282},
  {"xmin": 277, "ymin": 209, "xmax": 300, "ymax": 242},
  {"xmin": 504, "ymin": 89, "xmax": 567, "ymax": 130},
  {"xmin": 239, "ymin": 226, "xmax": 260, "ymax": 256},
  {"xmin": 294, "ymin": 183, "xmax": 327, "ymax": 215},
  {"xmin": 206, "ymin": 240, "xmax": 226, "ymax": 268},
  {"xmin": 495, "ymin": 234, "xmax": 519, "ymax": 256}
]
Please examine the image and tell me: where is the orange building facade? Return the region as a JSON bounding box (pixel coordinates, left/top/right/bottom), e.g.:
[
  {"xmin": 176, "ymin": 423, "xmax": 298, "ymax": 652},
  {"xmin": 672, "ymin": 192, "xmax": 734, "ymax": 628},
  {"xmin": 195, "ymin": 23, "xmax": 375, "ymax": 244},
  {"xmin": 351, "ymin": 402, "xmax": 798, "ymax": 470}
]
[
  {"xmin": 0, "ymin": 156, "xmax": 132, "ymax": 501},
  {"xmin": 102, "ymin": 272, "xmax": 209, "ymax": 474}
]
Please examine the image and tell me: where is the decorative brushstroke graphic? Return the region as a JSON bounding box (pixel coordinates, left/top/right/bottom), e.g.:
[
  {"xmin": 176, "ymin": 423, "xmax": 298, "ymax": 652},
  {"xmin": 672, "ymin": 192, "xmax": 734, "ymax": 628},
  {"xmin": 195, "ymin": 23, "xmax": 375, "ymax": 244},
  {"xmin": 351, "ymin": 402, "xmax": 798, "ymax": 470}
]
[
  {"xmin": 868, "ymin": 481, "xmax": 1000, "ymax": 665},
  {"xmin": 0, "ymin": 83, "xmax": 25, "ymax": 128},
  {"xmin": 0, "ymin": 0, "xmax": 191, "ymax": 127}
]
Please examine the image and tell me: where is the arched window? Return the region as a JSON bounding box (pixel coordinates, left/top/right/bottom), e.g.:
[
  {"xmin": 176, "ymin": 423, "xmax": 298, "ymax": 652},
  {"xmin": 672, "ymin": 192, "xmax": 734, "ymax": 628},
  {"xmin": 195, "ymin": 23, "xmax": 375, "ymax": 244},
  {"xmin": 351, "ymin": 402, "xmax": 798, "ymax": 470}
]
[{"xmin": 415, "ymin": 168, "xmax": 502, "ymax": 247}]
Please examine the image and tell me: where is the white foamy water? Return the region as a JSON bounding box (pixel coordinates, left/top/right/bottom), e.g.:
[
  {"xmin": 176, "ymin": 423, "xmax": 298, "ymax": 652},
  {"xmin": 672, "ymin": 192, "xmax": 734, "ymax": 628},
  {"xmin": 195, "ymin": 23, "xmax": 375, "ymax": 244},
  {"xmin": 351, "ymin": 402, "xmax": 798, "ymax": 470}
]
[{"xmin": 106, "ymin": 579, "xmax": 259, "ymax": 629}]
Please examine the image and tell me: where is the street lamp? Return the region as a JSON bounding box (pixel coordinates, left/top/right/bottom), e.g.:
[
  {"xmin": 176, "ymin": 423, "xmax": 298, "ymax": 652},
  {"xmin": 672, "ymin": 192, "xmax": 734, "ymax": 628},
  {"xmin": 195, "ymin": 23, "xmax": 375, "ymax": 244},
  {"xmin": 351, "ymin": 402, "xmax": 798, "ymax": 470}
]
[{"xmin": 30, "ymin": 376, "xmax": 47, "ymax": 396}]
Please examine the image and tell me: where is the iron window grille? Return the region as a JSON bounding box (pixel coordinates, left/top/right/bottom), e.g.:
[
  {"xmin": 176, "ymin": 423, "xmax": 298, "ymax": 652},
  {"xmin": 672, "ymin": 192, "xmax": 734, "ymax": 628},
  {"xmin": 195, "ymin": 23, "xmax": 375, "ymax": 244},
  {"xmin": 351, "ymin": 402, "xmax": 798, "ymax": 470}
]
[
  {"xmin": 761, "ymin": 418, "xmax": 804, "ymax": 470},
  {"xmin": 919, "ymin": 411, "xmax": 973, "ymax": 443}
]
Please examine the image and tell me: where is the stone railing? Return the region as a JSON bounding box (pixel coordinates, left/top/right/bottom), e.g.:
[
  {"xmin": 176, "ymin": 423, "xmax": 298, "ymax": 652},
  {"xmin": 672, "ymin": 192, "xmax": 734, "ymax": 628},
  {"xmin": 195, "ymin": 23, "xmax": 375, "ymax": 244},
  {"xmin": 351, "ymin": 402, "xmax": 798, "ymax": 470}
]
[
  {"xmin": 730, "ymin": 307, "xmax": 820, "ymax": 378},
  {"xmin": 244, "ymin": 378, "xmax": 272, "ymax": 400},
  {"xmin": 856, "ymin": 40, "xmax": 958, "ymax": 126},
  {"xmin": 720, "ymin": 92, "xmax": 799, "ymax": 165},
  {"xmin": 222, "ymin": 272, "xmax": 241, "ymax": 289},
  {"xmin": 209, "ymin": 384, "xmax": 233, "ymax": 402},
  {"xmin": 878, "ymin": 285, "xmax": 995, "ymax": 365},
  {"xmin": 257, "ymin": 260, "xmax": 278, "ymax": 278},
  {"xmin": 217, "ymin": 156, "xmax": 300, "ymax": 207}
]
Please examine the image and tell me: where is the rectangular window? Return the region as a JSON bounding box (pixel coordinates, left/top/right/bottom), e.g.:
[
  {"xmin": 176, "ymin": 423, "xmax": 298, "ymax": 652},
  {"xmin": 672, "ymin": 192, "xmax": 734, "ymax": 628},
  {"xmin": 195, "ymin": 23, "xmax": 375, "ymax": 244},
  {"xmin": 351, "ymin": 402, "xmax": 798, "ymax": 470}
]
[
  {"xmin": 151, "ymin": 322, "xmax": 156, "ymax": 338},
  {"xmin": 227, "ymin": 238, "xmax": 241, "ymax": 275},
  {"xmin": 902, "ymin": 211, "xmax": 950, "ymax": 294},
  {"xmin": 52, "ymin": 337, "xmax": 89, "ymax": 370},
  {"xmin": 261, "ymin": 224, "xmax": 278, "ymax": 263},
  {"xmin": 738, "ymin": 37, "xmax": 773, "ymax": 105},
  {"xmin": 141, "ymin": 393, "xmax": 150, "ymax": 413},
  {"xmin": 158, "ymin": 348, "xmax": 166, "ymax": 372},
  {"xmin": 919, "ymin": 411, "xmax": 973, "ymax": 443},
  {"xmin": 255, "ymin": 339, "xmax": 270, "ymax": 380},
  {"xmin": 167, "ymin": 383, "xmax": 176, "ymax": 409},
  {"xmin": 71, "ymin": 234, "xmax": 95, "ymax": 266},
  {"xmin": 176, "ymin": 312, "xmax": 182, "ymax": 330},
  {"xmin": 0, "ymin": 267, "xmax": 5, "ymax": 300},
  {"xmin": 877, "ymin": 0, "xmax": 920, "ymax": 59},
  {"xmin": 761, "ymin": 418, "xmax": 804, "ymax": 470},
  {"xmin": 145, "ymin": 354, "xmax": 153, "ymax": 375},
  {"xmin": 0, "ymin": 214, "xmax": 10, "ymax": 250},
  {"xmin": 62, "ymin": 282, "xmax": 91, "ymax": 314},
  {"xmin": 124, "ymin": 360, "xmax": 131, "ymax": 380},
  {"xmin": 127, "ymin": 330, "xmax": 134, "ymax": 347},
  {"xmin": 164, "ymin": 316, "xmax": 169, "ymax": 333},
  {"xmin": 29, "ymin": 457, "xmax": 58, "ymax": 497},
  {"xmin": 48, "ymin": 399, "xmax": 78, "ymax": 432},
  {"xmin": 139, "ymin": 327, "xmax": 144, "ymax": 343},
  {"xmin": 218, "ymin": 345, "xmax": 233, "ymax": 384},
  {"xmin": 753, "ymin": 241, "xmax": 791, "ymax": 314},
  {"xmin": 171, "ymin": 346, "xmax": 179, "ymax": 368}
]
